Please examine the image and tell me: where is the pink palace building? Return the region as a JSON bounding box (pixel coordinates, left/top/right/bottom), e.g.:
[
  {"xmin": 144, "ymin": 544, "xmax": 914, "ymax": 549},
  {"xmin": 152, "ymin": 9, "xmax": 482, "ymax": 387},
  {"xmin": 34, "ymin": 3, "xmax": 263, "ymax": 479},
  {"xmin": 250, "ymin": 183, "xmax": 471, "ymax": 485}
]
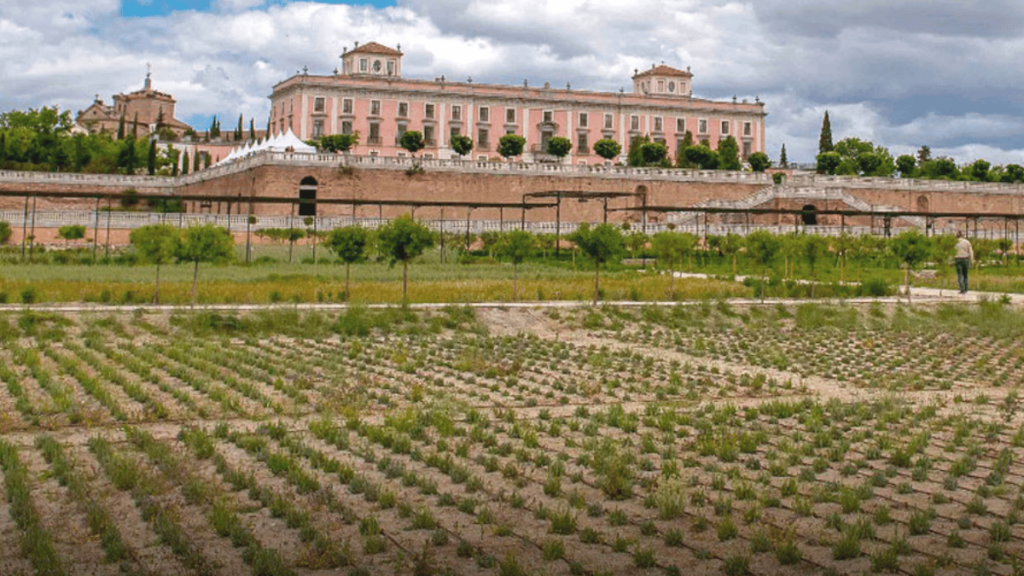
[{"xmin": 269, "ymin": 41, "xmax": 766, "ymax": 164}]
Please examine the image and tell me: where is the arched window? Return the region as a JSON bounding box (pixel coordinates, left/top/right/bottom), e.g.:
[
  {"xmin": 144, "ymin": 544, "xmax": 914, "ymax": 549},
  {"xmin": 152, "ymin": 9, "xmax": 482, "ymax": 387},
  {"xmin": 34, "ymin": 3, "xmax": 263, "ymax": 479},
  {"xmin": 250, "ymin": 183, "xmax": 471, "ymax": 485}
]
[
  {"xmin": 916, "ymin": 195, "xmax": 929, "ymax": 213},
  {"xmin": 298, "ymin": 177, "xmax": 317, "ymax": 217},
  {"xmin": 801, "ymin": 204, "xmax": 818, "ymax": 226}
]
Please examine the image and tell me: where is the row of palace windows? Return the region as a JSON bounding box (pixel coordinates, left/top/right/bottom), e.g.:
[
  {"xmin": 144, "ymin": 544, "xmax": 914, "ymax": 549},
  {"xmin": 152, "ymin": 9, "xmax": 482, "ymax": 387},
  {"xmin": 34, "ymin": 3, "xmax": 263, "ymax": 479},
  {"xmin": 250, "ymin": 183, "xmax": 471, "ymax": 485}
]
[
  {"xmin": 311, "ymin": 97, "xmax": 753, "ymax": 137},
  {"xmin": 311, "ymin": 117, "xmax": 755, "ymax": 158}
]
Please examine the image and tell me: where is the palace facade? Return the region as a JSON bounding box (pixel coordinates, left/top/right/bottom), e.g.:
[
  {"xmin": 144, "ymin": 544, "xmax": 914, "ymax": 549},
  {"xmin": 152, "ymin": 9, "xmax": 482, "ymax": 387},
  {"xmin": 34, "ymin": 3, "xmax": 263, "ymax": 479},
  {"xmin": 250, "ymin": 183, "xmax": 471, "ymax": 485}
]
[{"xmin": 269, "ymin": 42, "xmax": 766, "ymax": 164}]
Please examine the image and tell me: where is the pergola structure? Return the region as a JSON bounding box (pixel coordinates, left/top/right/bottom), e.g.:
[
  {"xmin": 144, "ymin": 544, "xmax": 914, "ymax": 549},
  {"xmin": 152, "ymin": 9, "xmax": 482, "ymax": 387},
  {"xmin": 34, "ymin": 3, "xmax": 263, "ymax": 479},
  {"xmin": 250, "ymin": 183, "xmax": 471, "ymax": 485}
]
[
  {"xmin": 522, "ymin": 190, "xmax": 648, "ymax": 257},
  {"xmin": 0, "ymin": 189, "xmax": 556, "ymax": 263}
]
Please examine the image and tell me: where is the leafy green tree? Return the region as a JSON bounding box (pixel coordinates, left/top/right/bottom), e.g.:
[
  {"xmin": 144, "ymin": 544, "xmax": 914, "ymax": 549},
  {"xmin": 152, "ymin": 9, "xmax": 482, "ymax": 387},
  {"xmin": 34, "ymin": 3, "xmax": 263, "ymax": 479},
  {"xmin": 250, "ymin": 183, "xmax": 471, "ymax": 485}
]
[
  {"xmin": 916, "ymin": 145, "xmax": 931, "ymax": 166},
  {"xmin": 546, "ymin": 136, "xmax": 572, "ymax": 159},
  {"xmin": 720, "ymin": 233, "xmax": 744, "ymax": 275},
  {"xmin": 969, "ymin": 159, "xmax": 991, "ymax": 182},
  {"xmin": 718, "ymin": 136, "xmax": 741, "ymax": 170},
  {"xmin": 745, "ymin": 230, "xmax": 781, "ymax": 300},
  {"xmin": 896, "ymin": 154, "xmax": 916, "ymax": 177},
  {"xmin": 833, "ymin": 232, "xmax": 857, "ymax": 282},
  {"xmin": 778, "ymin": 144, "xmax": 788, "ymax": 168},
  {"xmin": 801, "ymin": 235, "xmax": 830, "ymax": 293},
  {"xmin": 209, "ymin": 115, "xmax": 220, "ymax": 139},
  {"xmin": 819, "ymin": 111, "xmax": 833, "ymax": 154},
  {"xmin": 816, "ymin": 151, "xmax": 841, "ymax": 175},
  {"xmin": 179, "ymin": 224, "xmax": 234, "ymax": 306},
  {"xmin": 318, "ymin": 133, "xmax": 357, "ymax": 154},
  {"xmin": 377, "ymin": 215, "xmax": 435, "ymax": 300},
  {"xmin": 324, "ymin": 226, "xmax": 369, "ymax": 301},
  {"xmin": 399, "ymin": 130, "xmax": 426, "ymax": 158},
  {"xmin": 497, "ymin": 134, "xmax": 526, "ymax": 160},
  {"xmin": 641, "ymin": 141, "xmax": 669, "ymax": 166},
  {"xmin": 450, "ymin": 134, "xmax": 473, "ymax": 158},
  {"xmin": 918, "ymin": 157, "xmax": 958, "ymax": 180},
  {"xmin": 129, "ymin": 224, "xmax": 180, "ymax": 304},
  {"xmin": 1002, "ymin": 164, "xmax": 1024, "ymax": 183},
  {"xmin": 496, "ymin": 230, "xmax": 535, "ymax": 300},
  {"xmin": 652, "ymin": 231, "xmax": 693, "ymax": 299},
  {"xmin": 567, "ymin": 223, "xmax": 625, "ymax": 306},
  {"xmin": 0, "ymin": 221, "xmax": 11, "ymax": 244},
  {"xmin": 675, "ymin": 131, "xmax": 695, "ymax": 168},
  {"xmin": 747, "ymin": 151, "xmax": 770, "ymax": 172},
  {"xmin": 889, "ymin": 230, "xmax": 931, "ymax": 301},
  {"xmin": 684, "ymin": 145, "xmax": 720, "ymax": 170},
  {"xmin": 57, "ymin": 224, "xmax": 86, "ymax": 247},
  {"xmin": 593, "ymin": 138, "xmax": 621, "ymax": 163},
  {"xmin": 147, "ymin": 139, "xmax": 157, "ymax": 175}
]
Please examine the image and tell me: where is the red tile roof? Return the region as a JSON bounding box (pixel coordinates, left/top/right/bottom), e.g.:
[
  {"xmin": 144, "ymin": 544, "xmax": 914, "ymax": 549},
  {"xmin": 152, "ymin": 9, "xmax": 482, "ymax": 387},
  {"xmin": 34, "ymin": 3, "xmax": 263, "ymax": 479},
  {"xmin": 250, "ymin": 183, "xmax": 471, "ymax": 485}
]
[
  {"xmin": 633, "ymin": 65, "xmax": 692, "ymax": 79},
  {"xmin": 349, "ymin": 41, "xmax": 403, "ymax": 56}
]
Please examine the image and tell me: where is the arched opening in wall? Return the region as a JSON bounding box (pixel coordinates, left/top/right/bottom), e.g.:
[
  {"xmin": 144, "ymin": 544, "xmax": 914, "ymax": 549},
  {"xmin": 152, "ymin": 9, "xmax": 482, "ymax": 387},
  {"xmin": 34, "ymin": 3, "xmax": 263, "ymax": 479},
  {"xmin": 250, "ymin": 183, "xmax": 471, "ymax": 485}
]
[
  {"xmin": 298, "ymin": 177, "xmax": 317, "ymax": 217},
  {"xmin": 801, "ymin": 204, "xmax": 818, "ymax": 226},
  {"xmin": 916, "ymin": 195, "xmax": 929, "ymax": 213}
]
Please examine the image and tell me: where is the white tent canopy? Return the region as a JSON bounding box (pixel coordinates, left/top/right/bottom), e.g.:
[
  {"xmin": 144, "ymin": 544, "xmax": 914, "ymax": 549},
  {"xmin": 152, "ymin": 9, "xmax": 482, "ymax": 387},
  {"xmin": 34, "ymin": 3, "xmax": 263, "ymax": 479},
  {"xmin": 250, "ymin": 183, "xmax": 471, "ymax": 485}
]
[{"xmin": 216, "ymin": 128, "xmax": 315, "ymax": 165}]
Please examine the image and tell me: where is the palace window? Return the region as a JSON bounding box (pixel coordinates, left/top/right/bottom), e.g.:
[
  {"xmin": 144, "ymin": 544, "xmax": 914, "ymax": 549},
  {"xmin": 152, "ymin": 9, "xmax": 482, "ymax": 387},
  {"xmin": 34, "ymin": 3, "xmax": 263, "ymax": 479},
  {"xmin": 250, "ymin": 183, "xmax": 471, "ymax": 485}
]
[
  {"xmin": 654, "ymin": 117, "xmax": 663, "ymax": 132},
  {"xmin": 370, "ymin": 100, "xmax": 381, "ymax": 116},
  {"xmin": 313, "ymin": 97, "xmax": 325, "ymax": 113},
  {"xmin": 630, "ymin": 115, "xmax": 640, "ymax": 131},
  {"xmin": 359, "ymin": 58, "xmax": 368, "ymax": 72},
  {"xmin": 450, "ymin": 126, "xmax": 460, "ymax": 139},
  {"xmin": 543, "ymin": 110, "xmax": 553, "ymax": 123},
  {"xmin": 721, "ymin": 120, "xmax": 730, "ymax": 135},
  {"xmin": 478, "ymin": 127, "xmax": 489, "ymax": 149},
  {"xmin": 341, "ymin": 120, "xmax": 353, "ymax": 134},
  {"xmin": 451, "ymin": 105, "xmax": 461, "ymax": 121},
  {"xmin": 398, "ymin": 102, "xmax": 408, "ymax": 118},
  {"xmin": 312, "ymin": 119, "xmax": 324, "ymax": 138},
  {"xmin": 579, "ymin": 112, "xmax": 588, "ymax": 128},
  {"xmin": 698, "ymin": 119, "xmax": 708, "ymax": 134},
  {"xmin": 657, "ymin": 80, "xmax": 665, "ymax": 92},
  {"xmin": 676, "ymin": 118, "xmax": 686, "ymax": 132},
  {"xmin": 743, "ymin": 141, "xmax": 752, "ymax": 158},
  {"xmin": 342, "ymin": 99, "xmax": 353, "ymax": 114},
  {"xmin": 368, "ymin": 121, "xmax": 380, "ymax": 144},
  {"xmin": 506, "ymin": 108, "xmax": 516, "ymax": 123},
  {"xmin": 604, "ymin": 113, "xmax": 613, "ymax": 129},
  {"xmin": 424, "ymin": 125, "xmax": 435, "ymax": 145},
  {"xmin": 396, "ymin": 123, "xmax": 407, "ymax": 143},
  {"xmin": 479, "ymin": 107, "xmax": 489, "ymax": 122},
  {"xmin": 578, "ymin": 133, "xmax": 588, "ymax": 153},
  {"xmin": 387, "ymin": 60, "xmax": 395, "ymax": 75},
  {"xmin": 425, "ymin": 103, "xmax": 435, "ymax": 119},
  {"xmin": 744, "ymin": 121, "xmax": 752, "ymax": 136}
]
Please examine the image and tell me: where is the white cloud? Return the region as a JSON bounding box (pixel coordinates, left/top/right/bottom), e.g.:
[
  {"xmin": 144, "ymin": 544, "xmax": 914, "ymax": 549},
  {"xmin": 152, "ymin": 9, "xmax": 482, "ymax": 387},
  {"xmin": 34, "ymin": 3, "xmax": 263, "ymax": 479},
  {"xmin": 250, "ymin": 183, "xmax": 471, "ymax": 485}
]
[{"xmin": 0, "ymin": 0, "xmax": 1021, "ymax": 168}]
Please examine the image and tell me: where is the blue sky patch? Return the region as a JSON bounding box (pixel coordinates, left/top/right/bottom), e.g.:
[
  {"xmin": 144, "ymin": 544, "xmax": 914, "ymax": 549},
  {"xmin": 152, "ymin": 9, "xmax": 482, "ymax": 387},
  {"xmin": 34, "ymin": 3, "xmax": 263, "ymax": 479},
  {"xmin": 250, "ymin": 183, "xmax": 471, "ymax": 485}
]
[{"xmin": 121, "ymin": 0, "xmax": 396, "ymax": 19}]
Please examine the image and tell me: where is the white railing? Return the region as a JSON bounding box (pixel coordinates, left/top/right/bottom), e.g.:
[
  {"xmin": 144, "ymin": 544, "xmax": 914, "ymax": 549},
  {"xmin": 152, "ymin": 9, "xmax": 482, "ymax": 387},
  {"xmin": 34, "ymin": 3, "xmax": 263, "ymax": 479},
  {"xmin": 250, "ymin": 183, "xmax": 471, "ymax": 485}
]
[{"xmin": 6, "ymin": 152, "xmax": 1024, "ymax": 201}]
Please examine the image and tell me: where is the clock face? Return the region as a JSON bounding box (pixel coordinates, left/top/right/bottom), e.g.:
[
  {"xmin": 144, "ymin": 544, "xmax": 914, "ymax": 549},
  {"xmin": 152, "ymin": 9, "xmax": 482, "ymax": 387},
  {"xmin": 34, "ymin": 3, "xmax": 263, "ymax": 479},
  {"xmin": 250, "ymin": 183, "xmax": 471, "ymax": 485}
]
[
  {"xmin": 669, "ymin": 81, "xmax": 675, "ymax": 92},
  {"xmin": 373, "ymin": 60, "xmax": 382, "ymax": 72}
]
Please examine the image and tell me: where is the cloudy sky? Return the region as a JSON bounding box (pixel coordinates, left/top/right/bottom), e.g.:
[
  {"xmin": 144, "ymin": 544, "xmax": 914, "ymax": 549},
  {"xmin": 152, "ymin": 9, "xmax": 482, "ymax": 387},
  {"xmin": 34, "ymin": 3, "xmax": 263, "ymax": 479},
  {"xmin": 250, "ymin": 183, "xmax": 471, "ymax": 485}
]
[{"xmin": 2, "ymin": 0, "xmax": 1020, "ymax": 165}]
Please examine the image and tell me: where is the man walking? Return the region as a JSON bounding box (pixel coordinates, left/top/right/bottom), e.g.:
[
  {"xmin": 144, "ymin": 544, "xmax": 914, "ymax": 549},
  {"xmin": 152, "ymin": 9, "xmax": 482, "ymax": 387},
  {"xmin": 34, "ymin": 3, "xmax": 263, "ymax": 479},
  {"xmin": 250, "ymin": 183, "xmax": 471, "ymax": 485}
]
[{"xmin": 954, "ymin": 231, "xmax": 974, "ymax": 294}]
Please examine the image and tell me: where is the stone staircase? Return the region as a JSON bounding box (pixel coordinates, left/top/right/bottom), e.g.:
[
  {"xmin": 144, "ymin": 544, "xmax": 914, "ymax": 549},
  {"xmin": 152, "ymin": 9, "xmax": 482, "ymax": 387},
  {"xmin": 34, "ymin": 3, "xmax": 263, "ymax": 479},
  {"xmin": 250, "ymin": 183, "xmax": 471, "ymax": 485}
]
[{"xmin": 669, "ymin": 185, "xmax": 926, "ymax": 229}]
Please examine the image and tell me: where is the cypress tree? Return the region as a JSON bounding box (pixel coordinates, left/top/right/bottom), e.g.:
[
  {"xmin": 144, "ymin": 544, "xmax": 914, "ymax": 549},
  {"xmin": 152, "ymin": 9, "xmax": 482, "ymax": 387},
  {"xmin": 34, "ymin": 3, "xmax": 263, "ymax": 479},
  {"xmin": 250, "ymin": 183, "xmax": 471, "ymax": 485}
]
[
  {"xmin": 250, "ymin": 118, "xmax": 256, "ymax": 141},
  {"xmin": 148, "ymin": 139, "xmax": 157, "ymax": 175},
  {"xmin": 0, "ymin": 132, "xmax": 6, "ymax": 162},
  {"xmin": 132, "ymin": 112, "xmax": 139, "ymax": 138},
  {"xmin": 117, "ymin": 114, "xmax": 126, "ymax": 140},
  {"xmin": 171, "ymin": 148, "xmax": 179, "ymax": 176},
  {"xmin": 181, "ymin": 151, "xmax": 189, "ymax": 175},
  {"xmin": 193, "ymin": 150, "xmax": 200, "ymax": 172},
  {"xmin": 779, "ymin": 144, "xmax": 788, "ymax": 168},
  {"xmin": 236, "ymin": 114, "xmax": 243, "ymax": 141},
  {"xmin": 818, "ymin": 111, "xmax": 833, "ymax": 154}
]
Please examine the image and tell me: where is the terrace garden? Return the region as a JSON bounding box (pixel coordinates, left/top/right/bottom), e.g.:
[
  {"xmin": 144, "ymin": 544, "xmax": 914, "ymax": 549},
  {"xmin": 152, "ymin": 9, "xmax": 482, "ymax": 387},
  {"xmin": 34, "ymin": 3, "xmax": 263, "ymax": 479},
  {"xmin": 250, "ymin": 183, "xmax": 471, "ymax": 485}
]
[{"xmin": 0, "ymin": 301, "xmax": 1022, "ymax": 575}]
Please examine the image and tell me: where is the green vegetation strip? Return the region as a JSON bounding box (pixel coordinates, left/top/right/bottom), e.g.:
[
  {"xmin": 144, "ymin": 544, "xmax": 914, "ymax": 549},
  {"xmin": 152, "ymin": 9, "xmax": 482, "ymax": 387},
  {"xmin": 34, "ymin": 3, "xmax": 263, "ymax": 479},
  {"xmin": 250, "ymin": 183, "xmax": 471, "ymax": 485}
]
[{"xmin": 0, "ymin": 439, "xmax": 68, "ymax": 576}]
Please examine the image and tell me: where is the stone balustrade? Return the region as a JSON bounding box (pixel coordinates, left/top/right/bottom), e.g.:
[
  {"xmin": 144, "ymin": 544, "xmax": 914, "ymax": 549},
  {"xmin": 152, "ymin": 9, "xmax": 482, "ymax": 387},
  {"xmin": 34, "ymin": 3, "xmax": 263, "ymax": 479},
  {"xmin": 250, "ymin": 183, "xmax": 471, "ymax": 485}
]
[{"xmin": 5, "ymin": 151, "xmax": 1024, "ymax": 198}]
